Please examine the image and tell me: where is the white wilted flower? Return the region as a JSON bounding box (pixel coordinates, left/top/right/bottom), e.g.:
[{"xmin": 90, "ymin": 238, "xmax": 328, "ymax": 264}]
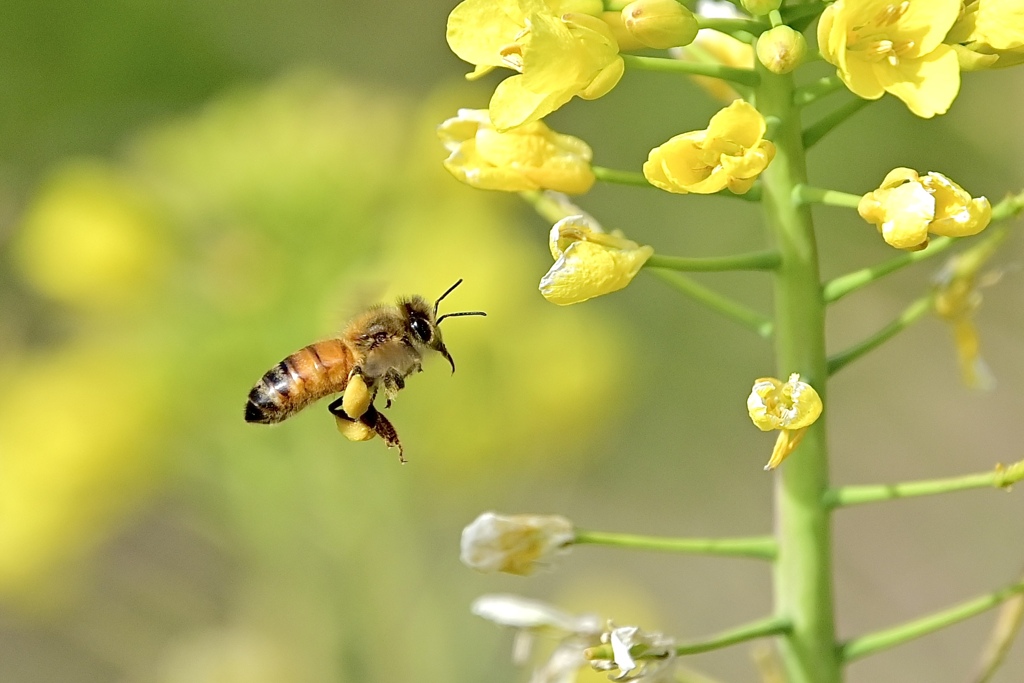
[
  {"xmin": 461, "ymin": 511, "xmax": 574, "ymax": 575},
  {"xmin": 472, "ymin": 594, "xmax": 602, "ymax": 679},
  {"xmin": 590, "ymin": 623, "xmax": 677, "ymax": 681}
]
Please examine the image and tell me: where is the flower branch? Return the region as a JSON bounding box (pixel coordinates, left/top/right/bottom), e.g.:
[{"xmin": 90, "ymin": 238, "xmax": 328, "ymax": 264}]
[
  {"xmin": 646, "ymin": 250, "xmax": 781, "ymax": 272},
  {"xmin": 592, "ymin": 166, "xmax": 654, "ymax": 188},
  {"xmin": 649, "ymin": 269, "xmax": 774, "ymax": 338},
  {"xmin": 574, "ymin": 529, "xmax": 777, "ymax": 560},
  {"xmin": 584, "ymin": 616, "xmax": 792, "ymax": 662},
  {"xmin": 802, "ymin": 97, "xmax": 872, "ymax": 149},
  {"xmin": 825, "ymin": 295, "xmax": 932, "ymax": 376},
  {"xmin": 839, "ymin": 578, "xmax": 1024, "ymax": 663},
  {"xmin": 822, "ymin": 237, "xmax": 954, "ymax": 303},
  {"xmin": 792, "ymin": 184, "xmax": 862, "ymax": 209},
  {"xmin": 621, "ymin": 54, "xmax": 761, "ymax": 87},
  {"xmin": 823, "ymin": 458, "xmax": 1024, "ymax": 509},
  {"xmin": 694, "ymin": 16, "xmax": 763, "ymax": 38},
  {"xmin": 990, "ymin": 188, "xmax": 1024, "ymax": 222},
  {"xmin": 793, "ymin": 75, "xmax": 847, "ymax": 107}
]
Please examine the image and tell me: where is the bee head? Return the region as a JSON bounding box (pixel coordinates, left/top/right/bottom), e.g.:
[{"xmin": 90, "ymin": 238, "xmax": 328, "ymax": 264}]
[{"xmin": 401, "ymin": 280, "xmax": 486, "ymax": 373}]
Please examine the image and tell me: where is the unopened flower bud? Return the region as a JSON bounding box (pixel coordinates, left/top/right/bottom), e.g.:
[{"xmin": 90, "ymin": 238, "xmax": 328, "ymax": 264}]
[
  {"xmin": 741, "ymin": 0, "xmax": 781, "ymax": 15},
  {"xmin": 756, "ymin": 25, "xmax": 807, "ymax": 74},
  {"xmin": 621, "ymin": 0, "xmax": 698, "ymax": 50}
]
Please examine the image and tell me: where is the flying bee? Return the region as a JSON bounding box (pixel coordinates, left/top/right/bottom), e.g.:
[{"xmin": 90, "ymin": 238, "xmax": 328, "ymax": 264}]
[{"xmin": 245, "ymin": 279, "xmax": 485, "ymax": 462}]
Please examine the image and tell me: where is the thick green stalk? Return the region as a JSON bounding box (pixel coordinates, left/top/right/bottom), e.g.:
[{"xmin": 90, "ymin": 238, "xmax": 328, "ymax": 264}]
[{"xmin": 756, "ymin": 65, "xmax": 841, "ymax": 682}]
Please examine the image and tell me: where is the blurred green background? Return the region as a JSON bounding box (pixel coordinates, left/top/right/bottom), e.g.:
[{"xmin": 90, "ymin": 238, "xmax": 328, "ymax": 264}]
[{"xmin": 0, "ymin": 1, "xmax": 1022, "ymax": 682}]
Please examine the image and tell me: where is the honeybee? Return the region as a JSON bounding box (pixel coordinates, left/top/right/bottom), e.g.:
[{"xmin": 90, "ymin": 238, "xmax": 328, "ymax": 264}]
[{"xmin": 245, "ymin": 279, "xmax": 485, "ymax": 462}]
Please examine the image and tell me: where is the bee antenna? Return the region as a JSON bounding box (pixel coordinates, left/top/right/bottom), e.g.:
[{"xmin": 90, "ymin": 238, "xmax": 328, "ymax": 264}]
[
  {"xmin": 436, "ymin": 311, "xmax": 487, "ymax": 325},
  {"xmin": 434, "ymin": 279, "xmax": 465, "ymax": 316}
]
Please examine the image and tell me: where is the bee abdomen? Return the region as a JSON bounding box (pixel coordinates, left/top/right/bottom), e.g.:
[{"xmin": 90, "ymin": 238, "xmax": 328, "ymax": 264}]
[
  {"xmin": 244, "ymin": 340, "xmax": 353, "ymax": 424},
  {"xmin": 245, "ymin": 361, "xmax": 296, "ymax": 424}
]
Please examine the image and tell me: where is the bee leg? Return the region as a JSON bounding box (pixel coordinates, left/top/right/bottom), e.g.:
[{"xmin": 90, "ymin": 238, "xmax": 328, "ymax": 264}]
[
  {"xmin": 327, "ymin": 399, "xmax": 405, "ymax": 463},
  {"xmin": 365, "ymin": 406, "xmax": 405, "ymax": 464},
  {"xmin": 382, "ymin": 371, "xmax": 405, "ymax": 409}
]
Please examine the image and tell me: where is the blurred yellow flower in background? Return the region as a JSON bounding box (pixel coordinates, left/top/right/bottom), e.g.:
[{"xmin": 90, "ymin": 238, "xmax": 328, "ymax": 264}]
[
  {"xmin": 446, "ymin": 0, "xmax": 622, "ymax": 130},
  {"xmin": 539, "ymin": 215, "xmax": 653, "ymax": 305},
  {"xmin": 672, "ymin": 29, "xmax": 754, "ymax": 103},
  {"xmin": 14, "ymin": 163, "xmax": 169, "ymax": 310},
  {"xmin": 933, "ymin": 229, "xmax": 1007, "ymax": 390},
  {"xmin": 0, "ymin": 346, "xmax": 163, "ymax": 601},
  {"xmin": 818, "ymin": 0, "xmax": 961, "ymax": 118},
  {"xmin": 858, "ymin": 168, "xmax": 991, "ymax": 250},
  {"xmin": 643, "ymin": 100, "xmax": 775, "ymax": 195},
  {"xmin": 747, "ymin": 373, "xmax": 822, "ymax": 470},
  {"xmin": 438, "ymin": 108, "xmax": 595, "ymax": 193}
]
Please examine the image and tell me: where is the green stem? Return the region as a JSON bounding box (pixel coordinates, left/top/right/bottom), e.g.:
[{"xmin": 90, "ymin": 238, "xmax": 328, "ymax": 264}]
[
  {"xmin": 648, "ymin": 269, "xmax": 774, "ymax": 338},
  {"xmin": 695, "ymin": 16, "xmax": 764, "ymax": 37},
  {"xmin": 646, "ymin": 250, "xmax": 781, "ymax": 272},
  {"xmin": 825, "ymin": 296, "xmax": 932, "ymax": 376},
  {"xmin": 519, "ymin": 189, "xmax": 598, "ymax": 226},
  {"xmin": 592, "ymin": 166, "xmax": 654, "ymax": 188},
  {"xmin": 822, "ymin": 237, "xmax": 954, "ymax": 303},
  {"xmin": 621, "ymin": 54, "xmax": 761, "ymax": 87},
  {"xmin": 839, "ymin": 578, "xmax": 1024, "ymax": 662},
  {"xmin": 823, "ymin": 458, "xmax": 1024, "ymax": 509},
  {"xmin": 675, "ymin": 616, "xmax": 793, "ymax": 656},
  {"xmin": 793, "ymin": 184, "xmax": 862, "ymax": 209},
  {"xmin": 802, "ymin": 98, "xmax": 871, "ymax": 149},
  {"xmin": 991, "ymin": 188, "xmax": 1024, "ymax": 222},
  {"xmin": 793, "ymin": 75, "xmax": 846, "ymax": 107},
  {"xmin": 756, "ymin": 58, "xmax": 841, "ymax": 683},
  {"xmin": 585, "ymin": 617, "xmax": 792, "ymax": 662},
  {"xmin": 574, "ymin": 529, "xmax": 777, "ymax": 560}
]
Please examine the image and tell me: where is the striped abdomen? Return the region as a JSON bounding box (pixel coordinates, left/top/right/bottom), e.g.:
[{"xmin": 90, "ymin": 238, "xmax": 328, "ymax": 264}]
[{"xmin": 245, "ymin": 339, "xmax": 354, "ymax": 424}]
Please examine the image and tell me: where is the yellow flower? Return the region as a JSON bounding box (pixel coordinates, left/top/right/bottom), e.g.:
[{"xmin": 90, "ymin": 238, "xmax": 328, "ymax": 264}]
[
  {"xmin": 947, "ymin": 0, "xmax": 1024, "ymax": 71},
  {"xmin": 747, "ymin": 373, "xmax": 822, "ymax": 470},
  {"xmin": 446, "ymin": 0, "xmax": 623, "ymax": 131},
  {"xmin": 540, "ymin": 215, "xmax": 653, "ymax": 305},
  {"xmin": 858, "ymin": 168, "xmax": 991, "ymax": 250},
  {"xmin": 643, "ymin": 100, "xmax": 775, "ymax": 195},
  {"xmin": 438, "ymin": 109, "xmax": 595, "ymax": 194},
  {"xmin": 460, "ymin": 512, "xmax": 574, "ymax": 575},
  {"xmin": 818, "ymin": 0, "xmax": 962, "ymax": 118},
  {"xmin": 933, "ymin": 229, "xmax": 1007, "ymax": 390}
]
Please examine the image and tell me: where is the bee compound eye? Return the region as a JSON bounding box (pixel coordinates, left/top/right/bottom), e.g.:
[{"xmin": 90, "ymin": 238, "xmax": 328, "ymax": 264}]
[{"xmin": 410, "ymin": 317, "xmax": 432, "ymax": 343}]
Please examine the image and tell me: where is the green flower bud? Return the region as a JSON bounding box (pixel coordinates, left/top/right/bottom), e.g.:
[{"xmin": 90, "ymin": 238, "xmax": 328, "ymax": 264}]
[
  {"xmin": 741, "ymin": 0, "xmax": 782, "ymax": 15},
  {"xmin": 621, "ymin": 0, "xmax": 698, "ymax": 50},
  {"xmin": 756, "ymin": 25, "xmax": 807, "ymax": 74}
]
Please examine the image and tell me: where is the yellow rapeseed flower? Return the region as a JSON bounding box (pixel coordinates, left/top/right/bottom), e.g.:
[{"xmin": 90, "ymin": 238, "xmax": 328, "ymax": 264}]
[
  {"xmin": 933, "ymin": 229, "xmax": 1007, "ymax": 390},
  {"xmin": 858, "ymin": 168, "xmax": 991, "ymax": 250},
  {"xmin": 818, "ymin": 0, "xmax": 962, "ymax": 118},
  {"xmin": 747, "ymin": 373, "xmax": 822, "ymax": 470},
  {"xmin": 446, "ymin": 0, "xmax": 623, "ymax": 131},
  {"xmin": 947, "ymin": 0, "xmax": 1024, "ymax": 70},
  {"xmin": 643, "ymin": 100, "xmax": 775, "ymax": 195},
  {"xmin": 438, "ymin": 109, "xmax": 596, "ymax": 194},
  {"xmin": 539, "ymin": 215, "xmax": 653, "ymax": 305}
]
